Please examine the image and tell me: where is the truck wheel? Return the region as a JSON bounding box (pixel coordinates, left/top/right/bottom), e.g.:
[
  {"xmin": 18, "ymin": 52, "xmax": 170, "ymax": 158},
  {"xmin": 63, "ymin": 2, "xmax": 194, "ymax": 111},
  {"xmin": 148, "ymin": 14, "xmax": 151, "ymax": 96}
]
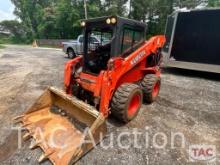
[
  {"xmin": 141, "ymin": 74, "xmax": 161, "ymax": 103},
  {"xmin": 67, "ymin": 48, "xmax": 76, "ymax": 59},
  {"xmin": 111, "ymin": 83, "xmax": 143, "ymax": 123}
]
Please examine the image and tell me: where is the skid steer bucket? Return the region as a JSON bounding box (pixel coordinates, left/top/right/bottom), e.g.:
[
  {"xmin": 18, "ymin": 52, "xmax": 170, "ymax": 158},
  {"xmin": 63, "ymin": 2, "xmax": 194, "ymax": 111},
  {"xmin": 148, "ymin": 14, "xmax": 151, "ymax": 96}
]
[{"xmin": 14, "ymin": 87, "xmax": 107, "ymax": 165}]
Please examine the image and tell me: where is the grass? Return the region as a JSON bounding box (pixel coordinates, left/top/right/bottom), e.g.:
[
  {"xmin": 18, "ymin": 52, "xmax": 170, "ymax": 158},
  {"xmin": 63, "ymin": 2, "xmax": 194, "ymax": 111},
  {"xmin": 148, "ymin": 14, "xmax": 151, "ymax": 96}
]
[
  {"xmin": 0, "ymin": 35, "xmax": 28, "ymax": 45},
  {"xmin": 0, "ymin": 35, "xmax": 11, "ymax": 44},
  {"xmin": 0, "ymin": 44, "xmax": 5, "ymax": 49}
]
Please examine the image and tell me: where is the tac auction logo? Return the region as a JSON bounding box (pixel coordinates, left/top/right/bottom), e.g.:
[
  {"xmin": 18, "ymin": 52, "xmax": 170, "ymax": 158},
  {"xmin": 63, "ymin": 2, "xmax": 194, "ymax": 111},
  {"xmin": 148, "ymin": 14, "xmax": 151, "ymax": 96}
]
[{"xmin": 189, "ymin": 145, "xmax": 216, "ymax": 162}]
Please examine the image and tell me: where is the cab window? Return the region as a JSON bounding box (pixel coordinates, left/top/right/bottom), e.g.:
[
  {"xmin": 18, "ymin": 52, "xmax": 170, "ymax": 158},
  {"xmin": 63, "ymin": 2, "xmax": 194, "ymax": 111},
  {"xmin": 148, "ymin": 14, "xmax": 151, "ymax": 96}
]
[
  {"xmin": 89, "ymin": 37, "xmax": 99, "ymax": 44},
  {"xmin": 79, "ymin": 36, "xmax": 83, "ymax": 43},
  {"xmin": 121, "ymin": 26, "xmax": 144, "ymax": 57}
]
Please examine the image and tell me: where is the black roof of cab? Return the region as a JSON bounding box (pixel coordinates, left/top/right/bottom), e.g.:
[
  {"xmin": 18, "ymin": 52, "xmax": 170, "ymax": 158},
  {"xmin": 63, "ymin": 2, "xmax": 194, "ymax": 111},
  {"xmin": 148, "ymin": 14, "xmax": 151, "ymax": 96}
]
[
  {"xmin": 82, "ymin": 16, "xmax": 147, "ymax": 58},
  {"xmin": 81, "ymin": 15, "xmax": 147, "ymax": 31}
]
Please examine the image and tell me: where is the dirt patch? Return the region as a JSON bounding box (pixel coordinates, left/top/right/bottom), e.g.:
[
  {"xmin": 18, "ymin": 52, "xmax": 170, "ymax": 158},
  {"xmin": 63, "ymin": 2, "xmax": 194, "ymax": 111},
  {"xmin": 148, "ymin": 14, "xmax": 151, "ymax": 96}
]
[
  {"xmin": 1, "ymin": 54, "xmax": 15, "ymax": 58},
  {"xmin": 0, "ymin": 64, "xmax": 16, "ymax": 75},
  {"xmin": 0, "ymin": 131, "xmax": 18, "ymax": 161}
]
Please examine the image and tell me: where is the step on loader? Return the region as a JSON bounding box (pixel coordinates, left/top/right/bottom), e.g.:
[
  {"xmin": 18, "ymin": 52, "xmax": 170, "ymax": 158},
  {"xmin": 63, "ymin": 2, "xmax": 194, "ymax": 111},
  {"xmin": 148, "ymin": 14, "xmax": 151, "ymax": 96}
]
[{"xmin": 14, "ymin": 16, "xmax": 165, "ymax": 164}]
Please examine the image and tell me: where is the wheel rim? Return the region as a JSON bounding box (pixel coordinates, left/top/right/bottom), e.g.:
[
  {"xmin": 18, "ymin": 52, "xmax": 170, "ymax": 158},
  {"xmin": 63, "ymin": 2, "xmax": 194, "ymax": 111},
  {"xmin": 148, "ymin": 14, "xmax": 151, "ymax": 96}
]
[
  {"xmin": 152, "ymin": 81, "xmax": 160, "ymax": 98},
  {"xmin": 127, "ymin": 93, "xmax": 141, "ymax": 117}
]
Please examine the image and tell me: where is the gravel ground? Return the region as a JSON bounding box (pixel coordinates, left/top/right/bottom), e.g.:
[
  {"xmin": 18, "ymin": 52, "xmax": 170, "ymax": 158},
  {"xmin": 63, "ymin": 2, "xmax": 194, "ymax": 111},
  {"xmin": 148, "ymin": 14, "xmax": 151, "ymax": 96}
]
[{"xmin": 0, "ymin": 45, "xmax": 219, "ymax": 165}]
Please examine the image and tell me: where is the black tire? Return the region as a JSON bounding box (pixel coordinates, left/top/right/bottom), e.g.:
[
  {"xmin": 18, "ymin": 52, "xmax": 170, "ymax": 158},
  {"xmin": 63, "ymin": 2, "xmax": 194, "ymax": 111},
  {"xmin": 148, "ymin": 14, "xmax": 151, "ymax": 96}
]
[
  {"xmin": 111, "ymin": 83, "xmax": 143, "ymax": 123},
  {"xmin": 140, "ymin": 74, "xmax": 161, "ymax": 103},
  {"xmin": 67, "ymin": 48, "xmax": 76, "ymax": 59}
]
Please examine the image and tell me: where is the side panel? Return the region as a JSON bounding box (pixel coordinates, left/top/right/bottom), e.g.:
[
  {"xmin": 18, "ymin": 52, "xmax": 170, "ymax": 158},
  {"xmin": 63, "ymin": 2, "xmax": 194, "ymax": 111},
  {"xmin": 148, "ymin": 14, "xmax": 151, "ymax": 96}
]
[
  {"xmin": 64, "ymin": 36, "xmax": 165, "ymax": 117},
  {"xmin": 165, "ymin": 9, "xmax": 220, "ymax": 72},
  {"xmin": 172, "ymin": 10, "xmax": 220, "ymax": 65},
  {"xmin": 64, "ymin": 56, "xmax": 83, "ymax": 93},
  {"xmin": 99, "ymin": 36, "xmax": 165, "ymax": 116}
]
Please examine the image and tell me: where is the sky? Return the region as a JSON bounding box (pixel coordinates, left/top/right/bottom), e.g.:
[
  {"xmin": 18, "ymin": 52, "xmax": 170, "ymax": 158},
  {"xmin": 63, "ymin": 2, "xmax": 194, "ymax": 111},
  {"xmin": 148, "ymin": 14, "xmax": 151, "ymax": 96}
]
[{"xmin": 0, "ymin": 0, "xmax": 16, "ymax": 21}]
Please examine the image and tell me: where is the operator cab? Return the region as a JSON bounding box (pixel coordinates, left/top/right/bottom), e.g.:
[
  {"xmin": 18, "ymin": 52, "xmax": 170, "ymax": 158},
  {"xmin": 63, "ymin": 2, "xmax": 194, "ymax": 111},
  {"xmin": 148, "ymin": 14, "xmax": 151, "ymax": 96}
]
[{"xmin": 80, "ymin": 16, "xmax": 147, "ymax": 74}]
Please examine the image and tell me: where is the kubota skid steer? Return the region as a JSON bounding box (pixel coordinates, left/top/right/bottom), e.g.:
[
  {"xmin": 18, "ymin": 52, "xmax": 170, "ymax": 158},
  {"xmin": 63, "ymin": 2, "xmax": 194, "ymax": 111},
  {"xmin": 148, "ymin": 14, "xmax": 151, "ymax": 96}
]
[{"xmin": 14, "ymin": 16, "xmax": 165, "ymax": 164}]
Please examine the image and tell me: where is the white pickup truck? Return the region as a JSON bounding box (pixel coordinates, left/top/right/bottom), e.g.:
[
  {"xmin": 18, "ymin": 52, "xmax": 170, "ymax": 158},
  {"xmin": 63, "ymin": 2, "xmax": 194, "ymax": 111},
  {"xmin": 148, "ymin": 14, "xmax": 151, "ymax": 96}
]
[{"xmin": 62, "ymin": 35, "xmax": 102, "ymax": 59}]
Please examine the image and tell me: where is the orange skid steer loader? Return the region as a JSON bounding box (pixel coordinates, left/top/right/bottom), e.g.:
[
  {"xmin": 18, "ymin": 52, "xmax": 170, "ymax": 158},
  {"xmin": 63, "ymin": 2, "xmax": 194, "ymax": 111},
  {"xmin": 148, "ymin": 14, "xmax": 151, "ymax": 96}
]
[{"xmin": 14, "ymin": 16, "xmax": 165, "ymax": 164}]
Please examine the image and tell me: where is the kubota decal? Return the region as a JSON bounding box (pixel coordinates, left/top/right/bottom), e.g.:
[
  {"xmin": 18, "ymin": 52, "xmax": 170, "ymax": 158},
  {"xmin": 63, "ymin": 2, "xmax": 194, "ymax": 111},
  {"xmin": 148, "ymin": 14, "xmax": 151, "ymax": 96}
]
[{"xmin": 130, "ymin": 50, "xmax": 146, "ymax": 65}]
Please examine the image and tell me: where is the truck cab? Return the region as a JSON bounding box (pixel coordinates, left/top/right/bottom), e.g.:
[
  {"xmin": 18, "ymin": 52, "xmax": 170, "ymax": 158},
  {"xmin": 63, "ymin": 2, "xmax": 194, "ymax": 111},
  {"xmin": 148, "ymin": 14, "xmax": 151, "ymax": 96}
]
[{"xmin": 62, "ymin": 35, "xmax": 102, "ymax": 58}]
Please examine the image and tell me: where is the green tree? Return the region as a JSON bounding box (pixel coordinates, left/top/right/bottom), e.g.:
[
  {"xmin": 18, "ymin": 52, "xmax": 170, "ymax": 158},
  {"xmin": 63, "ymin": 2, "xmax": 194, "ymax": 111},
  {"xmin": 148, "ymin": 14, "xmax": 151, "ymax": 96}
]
[
  {"xmin": 11, "ymin": 0, "xmax": 45, "ymax": 40},
  {"xmin": 84, "ymin": 0, "xmax": 104, "ymax": 18},
  {"xmin": 11, "ymin": 0, "xmax": 83, "ymax": 40},
  {"xmin": 55, "ymin": 0, "xmax": 82, "ymax": 39},
  {"xmin": 130, "ymin": 0, "xmax": 171, "ymax": 36},
  {"xmin": 37, "ymin": 6, "xmax": 58, "ymax": 39},
  {"xmin": 0, "ymin": 20, "xmax": 26, "ymax": 41},
  {"xmin": 129, "ymin": 0, "xmax": 205, "ymax": 37},
  {"xmin": 208, "ymin": 0, "xmax": 220, "ymax": 6},
  {"xmin": 103, "ymin": 0, "xmax": 128, "ymax": 16},
  {"xmin": 9, "ymin": 0, "xmax": 210, "ymax": 41}
]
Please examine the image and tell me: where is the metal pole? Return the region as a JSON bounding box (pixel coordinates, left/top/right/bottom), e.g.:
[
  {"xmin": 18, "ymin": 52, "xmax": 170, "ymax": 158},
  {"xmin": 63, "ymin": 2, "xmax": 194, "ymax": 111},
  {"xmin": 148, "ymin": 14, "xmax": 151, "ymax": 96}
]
[
  {"xmin": 84, "ymin": 0, "xmax": 88, "ymax": 19},
  {"xmin": 129, "ymin": 0, "xmax": 132, "ymax": 18}
]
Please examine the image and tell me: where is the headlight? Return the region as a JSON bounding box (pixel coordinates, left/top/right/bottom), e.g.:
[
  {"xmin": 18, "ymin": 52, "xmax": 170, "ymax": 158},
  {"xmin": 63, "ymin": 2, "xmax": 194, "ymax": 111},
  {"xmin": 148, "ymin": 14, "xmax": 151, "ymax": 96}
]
[
  {"xmin": 81, "ymin": 21, "xmax": 86, "ymax": 27},
  {"xmin": 111, "ymin": 17, "xmax": 117, "ymax": 24},
  {"xmin": 106, "ymin": 18, "xmax": 111, "ymax": 24}
]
